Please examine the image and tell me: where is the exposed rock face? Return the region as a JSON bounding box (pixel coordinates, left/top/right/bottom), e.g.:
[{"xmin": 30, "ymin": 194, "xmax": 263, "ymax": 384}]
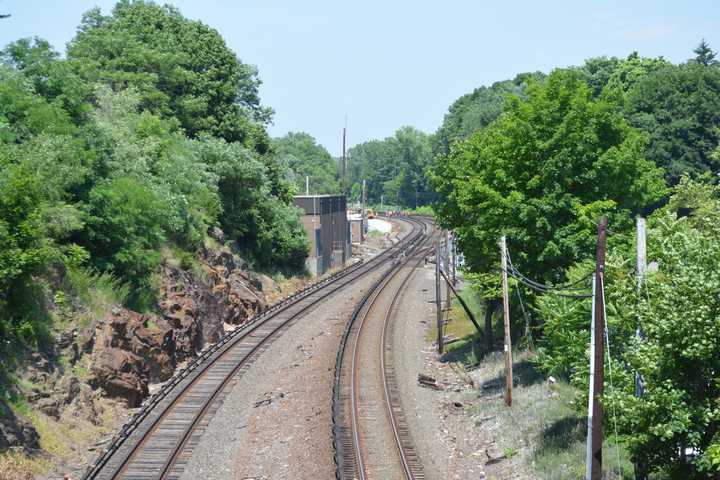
[
  {"xmin": 0, "ymin": 401, "xmax": 39, "ymax": 452},
  {"xmin": 87, "ymin": 246, "xmax": 268, "ymax": 406}
]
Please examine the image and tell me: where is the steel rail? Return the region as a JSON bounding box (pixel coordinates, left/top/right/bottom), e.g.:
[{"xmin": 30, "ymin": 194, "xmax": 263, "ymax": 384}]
[
  {"xmin": 333, "ymin": 216, "xmax": 433, "ymax": 480},
  {"xmin": 84, "ymin": 217, "xmax": 424, "ymax": 480},
  {"xmin": 379, "ymin": 233, "xmax": 431, "ymax": 479}
]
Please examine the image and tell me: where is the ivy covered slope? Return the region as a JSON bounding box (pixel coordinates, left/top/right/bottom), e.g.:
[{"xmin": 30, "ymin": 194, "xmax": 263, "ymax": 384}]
[
  {"xmin": 0, "ymin": 1, "xmax": 308, "ymax": 382},
  {"xmin": 432, "ymin": 46, "xmax": 720, "ymax": 478}
]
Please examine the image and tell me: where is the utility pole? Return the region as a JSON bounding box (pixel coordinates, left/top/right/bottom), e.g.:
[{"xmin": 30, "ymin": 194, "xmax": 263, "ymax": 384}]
[
  {"xmin": 500, "ymin": 236, "xmax": 513, "ymax": 407},
  {"xmin": 635, "ymin": 217, "xmax": 648, "ymax": 480},
  {"xmin": 445, "ymin": 231, "xmax": 452, "ymax": 311},
  {"xmin": 361, "ymin": 179, "xmax": 366, "ymax": 217},
  {"xmin": 435, "ymin": 241, "xmax": 444, "ymax": 354},
  {"xmin": 451, "ymin": 233, "xmax": 456, "ymax": 285},
  {"xmin": 305, "ymin": 175, "xmax": 309, "ymax": 195},
  {"xmin": 380, "ymin": 195, "xmax": 384, "ymax": 212},
  {"xmin": 588, "ymin": 217, "xmax": 607, "ymax": 480},
  {"xmin": 341, "ymin": 127, "xmax": 347, "ymax": 196}
]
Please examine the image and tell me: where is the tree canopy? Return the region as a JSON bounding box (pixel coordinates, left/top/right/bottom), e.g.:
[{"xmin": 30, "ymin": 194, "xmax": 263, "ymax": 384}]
[
  {"xmin": 67, "ymin": 1, "xmax": 272, "ymax": 151},
  {"xmin": 0, "ymin": 0, "xmax": 309, "ymax": 344},
  {"xmin": 272, "ymin": 132, "xmax": 340, "ymax": 195},
  {"xmin": 432, "ymin": 68, "xmax": 666, "ymax": 285},
  {"xmin": 348, "ymin": 126, "xmax": 434, "ymax": 208},
  {"xmin": 626, "ymin": 62, "xmax": 720, "ymax": 185}
]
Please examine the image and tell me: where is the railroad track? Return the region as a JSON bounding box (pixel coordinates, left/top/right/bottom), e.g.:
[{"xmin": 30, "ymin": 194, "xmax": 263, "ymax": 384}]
[
  {"xmin": 83, "ymin": 217, "xmax": 425, "ymax": 480},
  {"xmin": 333, "ymin": 217, "xmax": 435, "ymax": 480}
]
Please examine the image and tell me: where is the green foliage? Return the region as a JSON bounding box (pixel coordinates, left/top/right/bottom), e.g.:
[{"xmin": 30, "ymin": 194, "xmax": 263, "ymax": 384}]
[
  {"xmin": 577, "ymin": 52, "xmax": 670, "ymax": 98},
  {"xmin": 273, "ymin": 132, "xmax": 340, "ymax": 194},
  {"xmin": 691, "ymin": 39, "xmax": 719, "ymax": 66},
  {"xmin": 625, "ymin": 62, "xmax": 720, "ymax": 185},
  {"xmin": 433, "ymin": 72, "xmax": 544, "ymax": 156},
  {"xmin": 83, "ymin": 176, "xmax": 167, "ymax": 309},
  {"xmin": 67, "ymin": 0, "xmax": 272, "ymax": 148},
  {"xmin": 537, "ymin": 178, "xmax": 720, "ymax": 478},
  {"xmin": 2, "ymin": 37, "xmax": 92, "ymax": 123},
  {"xmin": 432, "ymin": 68, "xmax": 666, "ymax": 286},
  {"xmin": 348, "ymin": 126, "xmax": 434, "ymax": 208},
  {"xmin": 194, "ymin": 136, "xmax": 307, "ymax": 272}
]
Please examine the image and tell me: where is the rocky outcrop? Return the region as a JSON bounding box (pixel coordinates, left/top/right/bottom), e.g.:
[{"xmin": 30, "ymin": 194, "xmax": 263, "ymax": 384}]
[
  {"xmin": 0, "ymin": 401, "xmax": 39, "ymax": 453},
  {"xmin": 87, "ymin": 245, "xmax": 268, "ymax": 407}
]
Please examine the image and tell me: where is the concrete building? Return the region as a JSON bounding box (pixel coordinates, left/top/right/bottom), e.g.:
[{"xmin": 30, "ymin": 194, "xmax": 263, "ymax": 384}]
[{"xmin": 293, "ymin": 195, "xmax": 351, "ymax": 276}]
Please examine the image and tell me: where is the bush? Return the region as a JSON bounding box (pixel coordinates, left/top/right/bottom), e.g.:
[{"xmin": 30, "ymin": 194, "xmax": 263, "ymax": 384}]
[{"xmin": 83, "ymin": 176, "xmax": 168, "ymax": 309}]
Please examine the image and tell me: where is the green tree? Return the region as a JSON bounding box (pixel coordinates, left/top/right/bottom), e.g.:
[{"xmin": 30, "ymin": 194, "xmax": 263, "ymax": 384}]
[
  {"xmin": 538, "ymin": 178, "xmax": 720, "ymax": 478},
  {"xmin": 67, "ymin": 1, "xmax": 272, "ymax": 150},
  {"xmin": 626, "ymin": 63, "xmax": 720, "ymax": 184},
  {"xmin": 272, "ymin": 132, "xmax": 339, "ymax": 194},
  {"xmin": 433, "ymin": 72, "xmax": 543, "ymax": 156},
  {"xmin": 83, "ymin": 176, "xmax": 168, "ymax": 309},
  {"xmin": 692, "ymin": 39, "xmax": 719, "ymax": 66},
  {"xmin": 348, "ymin": 126, "xmax": 434, "ymax": 208},
  {"xmin": 193, "ymin": 136, "xmax": 307, "ymax": 272},
  {"xmin": 431, "ymin": 68, "xmax": 666, "ymax": 288},
  {"xmin": 2, "ymin": 37, "xmax": 92, "ymax": 123}
]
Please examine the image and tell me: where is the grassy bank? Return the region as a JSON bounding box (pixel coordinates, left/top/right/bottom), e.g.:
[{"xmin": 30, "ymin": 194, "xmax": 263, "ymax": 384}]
[{"xmin": 439, "ymin": 285, "xmax": 634, "ymax": 479}]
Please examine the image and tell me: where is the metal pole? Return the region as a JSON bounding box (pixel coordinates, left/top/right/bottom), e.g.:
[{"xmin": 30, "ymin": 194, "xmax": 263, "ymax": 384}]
[
  {"xmin": 500, "ymin": 236, "xmax": 513, "ymax": 407},
  {"xmin": 635, "ymin": 217, "xmax": 648, "ymax": 480},
  {"xmin": 586, "ymin": 274, "xmax": 597, "ymax": 480},
  {"xmin": 451, "ymin": 233, "xmax": 456, "ymax": 285},
  {"xmin": 342, "ymin": 127, "xmax": 347, "ymax": 196},
  {"xmin": 361, "ymin": 179, "xmax": 366, "ymax": 219},
  {"xmin": 445, "ymin": 231, "xmax": 452, "ymax": 311},
  {"xmin": 589, "ymin": 217, "xmax": 607, "ymax": 480},
  {"xmin": 435, "ymin": 242, "xmax": 443, "ymax": 354},
  {"xmin": 306, "ymin": 175, "xmax": 309, "ymax": 195}
]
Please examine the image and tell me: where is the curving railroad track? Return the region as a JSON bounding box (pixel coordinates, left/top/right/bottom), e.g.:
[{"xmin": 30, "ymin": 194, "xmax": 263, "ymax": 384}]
[
  {"xmin": 83, "ymin": 217, "xmax": 425, "ymax": 480},
  {"xmin": 333, "ymin": 216, "xmax": 436, "ymax": 480}
]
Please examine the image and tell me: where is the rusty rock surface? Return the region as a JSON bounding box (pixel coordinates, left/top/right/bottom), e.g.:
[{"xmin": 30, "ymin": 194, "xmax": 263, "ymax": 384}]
[{"xmin": 87, "ymin": 246, "xmax": 268, "ymax": 407}]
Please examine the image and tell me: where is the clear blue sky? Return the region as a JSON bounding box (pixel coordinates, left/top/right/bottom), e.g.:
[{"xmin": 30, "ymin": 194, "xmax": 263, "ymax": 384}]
[{"xmin": 0, "ymin": 1, "xmax": 718, "ymax": 155}]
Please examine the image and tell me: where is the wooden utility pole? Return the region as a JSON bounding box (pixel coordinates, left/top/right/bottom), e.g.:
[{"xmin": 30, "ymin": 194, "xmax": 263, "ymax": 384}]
[
  {"xmin": 445, "ymin": 231, "xmax": 452, "ymax": 311},
  {"xmin": 588, "ymin": 217, "xmax": 607, "ymax": 480},
  {"xmin": 435, "ymin": 242, "xmax": 444, "ymax": 354},
  {"xmin": 635, "ymin": 217, "xmax": 648, "ymax": 480},
  {"xmin": 500, "ymin": 236, "xmax": 513, "ymax": 407}
]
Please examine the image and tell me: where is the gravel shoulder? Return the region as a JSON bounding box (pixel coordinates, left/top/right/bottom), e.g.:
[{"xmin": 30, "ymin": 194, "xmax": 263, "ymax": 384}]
[
  {"xmin": 180, "ymin": 221, "xmax": 414, "ymax": 480},
  {"xmin": 393, "ymin": 263, "xmax": 494, "ymax": 480}
]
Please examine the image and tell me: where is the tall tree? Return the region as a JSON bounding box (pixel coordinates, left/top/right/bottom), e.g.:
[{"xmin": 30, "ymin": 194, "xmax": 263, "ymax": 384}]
[
  {"xmin": 272, "ymin": 132, "xmax": 340, "ymax": 194},
  {"xmin": 432, "ymin": 68, "xmax": 666, "ymax": 287},
  {"xmin": 348, "ymin": 126, "xmax": 433, "ymax": 208},
  {"xmin": 626, "ymin": 63, "xmax": 720, "ymax": 184},
  {"xmin": 67, "ymin": 1, "xmax": 272, "ymax": 151},
  {"xmin": 432, "ymin": 72, "xmax": 543, "ymax": 156},
  {"xmin": 692, "ymin": 39, "xmax": 719, "ymax": 66}
]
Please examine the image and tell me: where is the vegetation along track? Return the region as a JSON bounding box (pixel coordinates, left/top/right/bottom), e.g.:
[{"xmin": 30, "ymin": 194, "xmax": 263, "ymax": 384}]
[
  {"xmin": 83, "ymin": 217, "xmax": 425, "ymax": 480},
  {"xmin": 333, "ymin": 216, "xmax": 435, "ymax": 480}
]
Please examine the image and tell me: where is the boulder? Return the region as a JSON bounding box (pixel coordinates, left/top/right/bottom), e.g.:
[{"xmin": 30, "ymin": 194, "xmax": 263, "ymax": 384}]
[{"xmin": 90, "ymin": 348, "xmax": 148, "ymax": 408}]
